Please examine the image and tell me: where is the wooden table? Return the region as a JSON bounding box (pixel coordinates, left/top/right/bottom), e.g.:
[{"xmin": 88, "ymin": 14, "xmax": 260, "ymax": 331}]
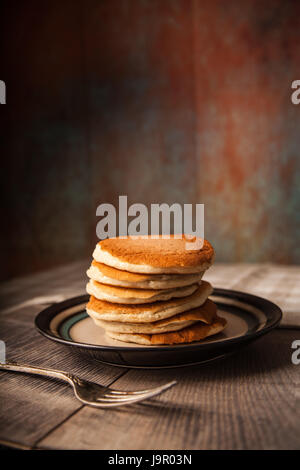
[{"xmin": 0, "ymin": 261, "xmax": 299, "ymax": 450}]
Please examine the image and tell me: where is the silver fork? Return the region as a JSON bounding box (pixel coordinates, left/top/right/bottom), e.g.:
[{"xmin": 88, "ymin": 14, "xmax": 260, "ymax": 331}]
[{"xmin": 0, "ymin": 361, "xmax": 176, "ymax": 407}]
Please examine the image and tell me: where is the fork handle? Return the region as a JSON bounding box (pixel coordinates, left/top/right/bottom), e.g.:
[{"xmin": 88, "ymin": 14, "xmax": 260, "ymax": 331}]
[{"xmin": 0, "ymin": 361, "xmax": 74, "ymax": 384}]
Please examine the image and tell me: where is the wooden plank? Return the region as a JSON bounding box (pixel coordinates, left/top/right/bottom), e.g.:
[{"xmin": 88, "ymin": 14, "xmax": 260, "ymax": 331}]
[
  {"xmin": 0, "ymin": 318, "xmax": 126, "ymax": 448},
  {"xmin": 1, "ymin": 262, "xmax": 299, "ymax": 449},
  {"xmin": 0, "ymin": 256, "xmax": 121, "ymax": 446},
  {"xmin": 204, "ymin": 263, "xmax": 262, "ymax": 290},
  {"xmin": 205, "ymin": 263, "xmax": 300, "ymax": 327},
  {"xmin": 0, "ymin": 260, "xmax": 88, "ymax": 315},
  {"xmin": 38, "ymin": 330, "xmax": 300, "ymax": 450}
]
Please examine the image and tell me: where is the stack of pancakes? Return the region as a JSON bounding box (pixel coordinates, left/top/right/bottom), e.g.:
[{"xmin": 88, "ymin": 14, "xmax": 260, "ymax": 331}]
[{"xmin": 86, "ymin": 236, "xmax": 227, "ymax": 345}]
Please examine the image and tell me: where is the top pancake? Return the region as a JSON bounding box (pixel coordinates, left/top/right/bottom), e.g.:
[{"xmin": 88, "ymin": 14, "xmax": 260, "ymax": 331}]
[{"xmin": 93, "ymin": 235, "xmax": 214, "ymax": 274}]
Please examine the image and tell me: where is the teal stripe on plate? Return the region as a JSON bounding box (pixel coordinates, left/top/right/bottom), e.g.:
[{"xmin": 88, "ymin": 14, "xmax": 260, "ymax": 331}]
[{"xmin": 59, "ymin": 311, "xmax": 88, "ymax": 340}]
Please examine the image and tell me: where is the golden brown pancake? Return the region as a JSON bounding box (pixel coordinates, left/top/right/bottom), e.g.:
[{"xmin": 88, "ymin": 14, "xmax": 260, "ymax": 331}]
[
  {"xmin": 91, "ymin": 299, "xmax": 217, "ymax": 334},
  {"xmin": 93, "ymin": 235, "xmax": 214, "ymax": 274},
  {"xmin": 87, "ymin": 260, "xmax": 204, "ymax": 289},
  {"xmin": 106, "ymin": 315, "xmax": 227, "ymax": 345},
  {"xmin": 86, "ymin": 279, "xmax": 199, "ymax": 304},
  {"xmin": 86, "ymin": 280, "xmax": 213, "ymax": 323},
  {"xmin": 156, "ymin": 298, "xmax": 217, "ymax": 326}
]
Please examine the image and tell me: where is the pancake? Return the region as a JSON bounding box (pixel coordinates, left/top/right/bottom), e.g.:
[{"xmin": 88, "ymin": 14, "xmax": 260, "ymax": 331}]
[
  {"xmin": 86, "ymin": 279, "xmax": 199, "ymax": 304},
  {"xmin": 106, "ymin": 315, "xmax": 227, "ymax": 345},
  {"xmin": 86, "ymin": 280, "xmax": 213, "ymax": 323},
  {"xmin": 93, "ymin": 235, "xmax": 214, "ymax": 274},
  {"xmin": 95, "ymin": 318, "xmax": 196, "ymax": 334},
  {"xmin": 91, "ymin": 299, "xmax": 217, "ymax": 334},
  {"xmin": 87, "ymin": 261, "xmax": 204, "ymax": 289}
]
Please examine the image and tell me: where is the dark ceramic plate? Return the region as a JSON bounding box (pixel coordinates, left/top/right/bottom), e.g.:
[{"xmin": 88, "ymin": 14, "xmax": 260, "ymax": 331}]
[{"xmin": 35, "ymin": 289, "xmax": 282, "ymax": 369}]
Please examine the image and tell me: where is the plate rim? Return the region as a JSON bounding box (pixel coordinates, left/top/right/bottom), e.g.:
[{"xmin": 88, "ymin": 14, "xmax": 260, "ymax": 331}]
[{"xmin": 34, "ymin": 287, "xmax": 282, "ymax": 353}]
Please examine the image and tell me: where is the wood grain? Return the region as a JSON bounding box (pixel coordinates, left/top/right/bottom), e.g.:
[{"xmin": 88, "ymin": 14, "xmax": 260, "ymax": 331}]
[
  {"xmin": 38, "ymin": 329, "xmax": 300, "ymax": 450},
  {"xmin": 0, "ymin": 259, "xmax": 125, "ymax": 448},
  {"xmin": 205, "ymin": 263, "xmax": 300, "ymax": 327},
  {"xmin": 0, "ymin": 317, "xmax": 126, "ymax": 448},
  {"xmin": 0, "ymin": 260, "xmax": 88, "ymax": 316},
  {"xmin": 0, "ymin": 262, "xmax": 299, "ymax": 449}
]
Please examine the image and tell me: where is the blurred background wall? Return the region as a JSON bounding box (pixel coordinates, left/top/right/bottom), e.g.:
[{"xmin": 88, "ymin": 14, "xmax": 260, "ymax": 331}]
[{"xmin": 1, "ymin": 0, "xmax": 300, "ymax": 281}]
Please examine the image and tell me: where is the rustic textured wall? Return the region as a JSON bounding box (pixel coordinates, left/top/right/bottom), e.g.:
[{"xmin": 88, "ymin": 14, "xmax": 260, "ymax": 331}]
[{"xmin": 1, "ymin": 0, "xmax": 300, "ymax": 280}]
